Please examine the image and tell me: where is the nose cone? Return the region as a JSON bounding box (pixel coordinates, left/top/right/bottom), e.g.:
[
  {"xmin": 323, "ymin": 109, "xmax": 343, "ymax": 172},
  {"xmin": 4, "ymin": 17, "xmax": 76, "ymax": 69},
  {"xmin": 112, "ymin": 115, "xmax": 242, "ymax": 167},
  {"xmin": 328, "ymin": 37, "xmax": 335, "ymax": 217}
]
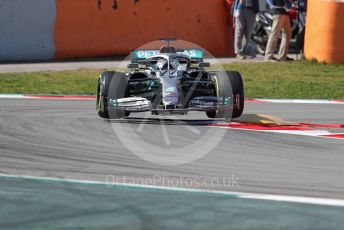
[
  {"xmin": 159, "ymin": 71, "xmax": 179, "ymax": 106},
  {"xmin": 163, "ymin": 87, "xmax": 178, "ymax": 105}
]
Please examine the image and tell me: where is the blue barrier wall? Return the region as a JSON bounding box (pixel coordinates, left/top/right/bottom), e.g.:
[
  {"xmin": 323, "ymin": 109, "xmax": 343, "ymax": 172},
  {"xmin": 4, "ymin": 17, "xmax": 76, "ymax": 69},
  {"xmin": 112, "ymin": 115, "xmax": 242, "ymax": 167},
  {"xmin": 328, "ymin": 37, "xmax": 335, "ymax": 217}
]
[{"xmin": 0, "ymin": 0, "xmax": 56, "ymax": 61}]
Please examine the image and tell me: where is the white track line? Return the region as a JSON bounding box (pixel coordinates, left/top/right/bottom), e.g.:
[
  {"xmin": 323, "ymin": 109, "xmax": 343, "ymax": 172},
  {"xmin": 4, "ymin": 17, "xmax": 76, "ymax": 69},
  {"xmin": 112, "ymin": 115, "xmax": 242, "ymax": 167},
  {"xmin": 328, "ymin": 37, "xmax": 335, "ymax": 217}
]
[
  {"xmin": 1, "ymin": 174, "xmax": 344, "ymax": 207},
  {"xmin": 0, "ymin": 94, "xmax": 25, "ymax": 99},
  {"xmin": 214, "ymin": 125, "xmax": 343, "ymax": 139},
  {"xmin": 262, "ymin": 130, "xmax": 332, "ymax": 136}
]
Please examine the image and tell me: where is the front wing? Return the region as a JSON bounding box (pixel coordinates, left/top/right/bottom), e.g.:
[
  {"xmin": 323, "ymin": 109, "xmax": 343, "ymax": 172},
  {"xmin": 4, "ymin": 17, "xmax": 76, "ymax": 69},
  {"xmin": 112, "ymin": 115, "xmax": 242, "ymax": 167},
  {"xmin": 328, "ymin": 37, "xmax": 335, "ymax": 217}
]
[{"xmin": 109, "ymin": 96, "xmax": 240, "ymax": 114}]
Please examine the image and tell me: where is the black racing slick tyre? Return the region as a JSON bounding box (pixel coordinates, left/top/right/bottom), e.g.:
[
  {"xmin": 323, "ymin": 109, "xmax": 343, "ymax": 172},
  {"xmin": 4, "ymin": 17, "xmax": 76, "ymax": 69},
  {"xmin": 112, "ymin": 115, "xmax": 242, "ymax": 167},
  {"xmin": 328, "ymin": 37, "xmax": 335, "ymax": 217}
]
[
  {"xmin": 97, "ymin": 71, "xmax": 114, "ymax": 118},
  {"xmin": 96, "ymin": 71, "xmax": 130, "ymax": 119},
  {"xmin": 227, "ymin": 71, "xmax": 244, "ymax": 118},
  {"xmin": 206, "ymin": 71, "xmax": 244, "ymax": 119}
]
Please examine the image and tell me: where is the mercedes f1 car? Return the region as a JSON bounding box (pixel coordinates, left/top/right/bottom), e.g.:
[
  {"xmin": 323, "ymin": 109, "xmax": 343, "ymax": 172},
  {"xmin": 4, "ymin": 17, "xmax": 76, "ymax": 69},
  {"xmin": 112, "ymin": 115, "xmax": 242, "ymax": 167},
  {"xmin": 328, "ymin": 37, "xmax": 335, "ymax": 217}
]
[{"xmin": 96, "ymin": 39, "xmax": 244, "ymax": 119}]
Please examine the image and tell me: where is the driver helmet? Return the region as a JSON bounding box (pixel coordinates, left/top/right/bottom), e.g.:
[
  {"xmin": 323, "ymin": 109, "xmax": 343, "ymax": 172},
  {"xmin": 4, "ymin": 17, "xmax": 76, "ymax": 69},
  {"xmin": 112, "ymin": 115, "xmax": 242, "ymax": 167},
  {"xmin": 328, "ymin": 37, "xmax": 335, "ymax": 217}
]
[{"xmin": 157, "ymin": 58, "xmax": 167, "ymax": 70}]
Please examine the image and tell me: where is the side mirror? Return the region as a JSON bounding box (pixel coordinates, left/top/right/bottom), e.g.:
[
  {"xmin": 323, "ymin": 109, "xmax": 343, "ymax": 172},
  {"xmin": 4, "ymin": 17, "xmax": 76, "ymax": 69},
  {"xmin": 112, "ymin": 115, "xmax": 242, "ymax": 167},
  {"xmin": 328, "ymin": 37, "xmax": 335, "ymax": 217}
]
[
  {"xmin": 199, "ymin": 62, "xmax": 210, "ymax": 68},
  {"xmin": 128, "ymin": 63, "xmax": 139, "ymax": 69}
]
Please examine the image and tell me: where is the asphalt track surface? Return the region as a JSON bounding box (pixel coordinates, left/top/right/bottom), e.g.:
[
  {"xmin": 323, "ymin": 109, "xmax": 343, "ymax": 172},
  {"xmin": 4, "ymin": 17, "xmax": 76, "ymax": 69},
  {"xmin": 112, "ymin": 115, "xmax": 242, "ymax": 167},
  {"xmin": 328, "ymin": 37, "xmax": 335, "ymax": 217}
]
[
  {"xmin": 1, "ymin": 99, "xmax": 344, "ymax": 197},
  {"xmin": 1, "ymin": 98, "xmax": 344, "ymax": 228}
]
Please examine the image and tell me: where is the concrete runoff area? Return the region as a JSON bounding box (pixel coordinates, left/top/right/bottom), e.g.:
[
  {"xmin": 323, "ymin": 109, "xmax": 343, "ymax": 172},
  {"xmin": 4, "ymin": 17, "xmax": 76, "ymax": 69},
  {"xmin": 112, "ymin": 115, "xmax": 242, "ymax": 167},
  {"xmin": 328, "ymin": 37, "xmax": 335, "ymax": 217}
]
[
  {"xmin": 0, "ymin": 98, "xmax": 344, "ymax": 228},
  {"xmin": 1, "ymin": 175, "xmax": 344, "ymax": 229},
  {"xmin": 0, "ymin": 55, "xmax": 303, "ymax": 73}
]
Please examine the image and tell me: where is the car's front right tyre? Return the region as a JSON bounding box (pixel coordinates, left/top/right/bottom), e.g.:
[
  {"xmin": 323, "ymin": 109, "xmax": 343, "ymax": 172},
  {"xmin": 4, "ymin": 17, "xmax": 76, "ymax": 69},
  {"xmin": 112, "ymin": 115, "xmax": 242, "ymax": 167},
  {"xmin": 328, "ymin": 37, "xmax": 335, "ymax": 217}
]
[{"xmin": 96, "ymin": 71, "xmax": 130, "ymax": 119}]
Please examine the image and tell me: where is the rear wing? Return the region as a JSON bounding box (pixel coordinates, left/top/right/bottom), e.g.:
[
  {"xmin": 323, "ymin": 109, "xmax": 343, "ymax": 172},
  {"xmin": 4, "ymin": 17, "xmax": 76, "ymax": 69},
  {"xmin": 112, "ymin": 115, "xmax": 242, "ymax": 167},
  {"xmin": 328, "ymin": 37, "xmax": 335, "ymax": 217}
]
[{"xmin": 131, "ymin": 49, "xmax": 203, "ymax": 63}]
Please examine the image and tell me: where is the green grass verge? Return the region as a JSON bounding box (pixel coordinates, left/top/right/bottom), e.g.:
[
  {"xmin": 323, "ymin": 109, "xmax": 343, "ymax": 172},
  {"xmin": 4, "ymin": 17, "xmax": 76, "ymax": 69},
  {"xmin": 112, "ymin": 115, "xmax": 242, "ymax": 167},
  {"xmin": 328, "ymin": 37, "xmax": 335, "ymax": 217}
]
[
  {"xmin": 0, "ymin": 69, "xmax": 100, "ymax": 95},
  {"xmin": 0, "ymin": 61, "xmax": 343, "ymax": 99},
  {"xmin": 223, "ymin": 60, "xmax": 344, "ymax": 99}
]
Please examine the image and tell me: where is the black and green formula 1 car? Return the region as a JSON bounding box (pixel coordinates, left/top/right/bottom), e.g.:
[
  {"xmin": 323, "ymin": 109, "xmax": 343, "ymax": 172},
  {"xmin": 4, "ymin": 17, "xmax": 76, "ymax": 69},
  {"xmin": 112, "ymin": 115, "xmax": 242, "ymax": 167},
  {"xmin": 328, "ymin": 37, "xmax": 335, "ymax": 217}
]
[{"xmin": 96, "ymin": 39, "xmax": 244, "ymax": 119}]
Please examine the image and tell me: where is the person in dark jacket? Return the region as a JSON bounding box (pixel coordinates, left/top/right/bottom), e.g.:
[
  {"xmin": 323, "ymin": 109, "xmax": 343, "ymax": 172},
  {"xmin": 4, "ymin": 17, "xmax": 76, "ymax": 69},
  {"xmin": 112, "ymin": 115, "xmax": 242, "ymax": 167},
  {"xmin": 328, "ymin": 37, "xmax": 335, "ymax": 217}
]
[
  {"xmin": 265, "ymin": 0, "xmax": 293, "ymax": 61},
  {"xmin": 231, "ymin": 0, "xmax": 259, "ymax": 59}
]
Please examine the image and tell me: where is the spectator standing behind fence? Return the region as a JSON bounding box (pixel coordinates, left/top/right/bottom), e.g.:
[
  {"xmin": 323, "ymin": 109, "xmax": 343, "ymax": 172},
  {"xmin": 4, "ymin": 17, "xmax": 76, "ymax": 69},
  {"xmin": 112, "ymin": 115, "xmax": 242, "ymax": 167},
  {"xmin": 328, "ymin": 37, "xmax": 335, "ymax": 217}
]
[
  {"xmin": 230, "ymin": 0, "xmax": 259, "ymax": 59},
  {"xmin": 265, "ymin": 0, "xmax": 294, "ymax": 62}
]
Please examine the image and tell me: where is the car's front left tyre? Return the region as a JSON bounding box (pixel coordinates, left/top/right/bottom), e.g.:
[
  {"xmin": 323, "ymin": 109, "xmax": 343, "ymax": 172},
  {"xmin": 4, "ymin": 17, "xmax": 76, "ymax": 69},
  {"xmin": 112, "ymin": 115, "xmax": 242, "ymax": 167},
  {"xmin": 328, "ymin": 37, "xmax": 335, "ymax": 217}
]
[{"xmin": 206, "ymin": 71, "xmax": 244, "ymax": 119}]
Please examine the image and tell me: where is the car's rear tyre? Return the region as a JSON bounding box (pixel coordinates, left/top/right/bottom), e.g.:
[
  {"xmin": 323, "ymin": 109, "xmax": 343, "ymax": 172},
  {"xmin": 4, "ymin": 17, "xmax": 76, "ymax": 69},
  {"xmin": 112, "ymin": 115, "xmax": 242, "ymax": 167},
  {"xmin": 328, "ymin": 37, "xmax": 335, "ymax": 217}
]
[
  {"xmin": 206, "ymin": 71, "xmax": 244, "ymax": 119},
  {"xmin": 96, "ymin": 71, "xmax": 130, "ymax": 119}
]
